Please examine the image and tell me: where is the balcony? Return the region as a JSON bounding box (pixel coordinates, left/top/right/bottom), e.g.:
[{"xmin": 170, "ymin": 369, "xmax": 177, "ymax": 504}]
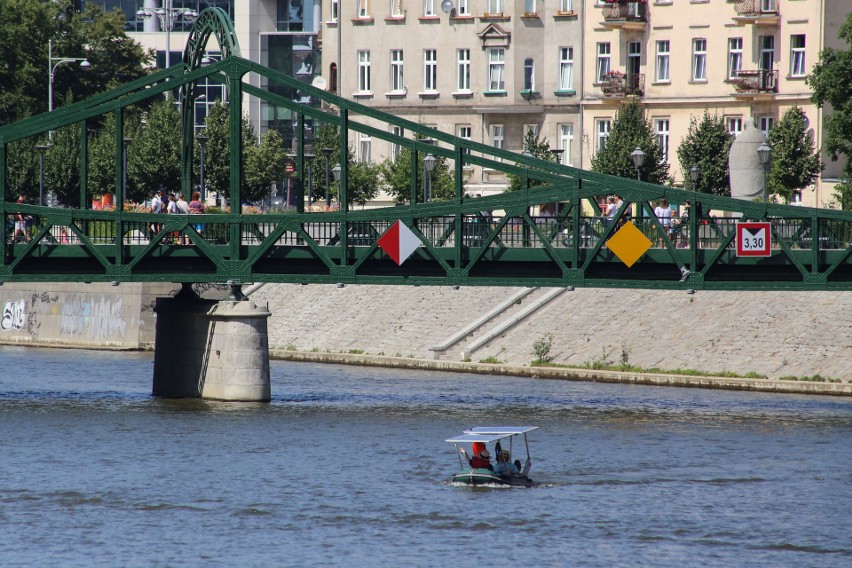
[
  {"xmin": 732, "ymin": 0, "xmax": 780, "ymax": 26},
  {"xmin": 730, "ymin": 69, "xmax": 779, "ymax": 98},
  {"xmin": 601, "ymin": 1, "xmax": 647, "ymax": 31},
  {"xmin": 600, "ymin": 72, "xmax": 645, "ymax": 98}
]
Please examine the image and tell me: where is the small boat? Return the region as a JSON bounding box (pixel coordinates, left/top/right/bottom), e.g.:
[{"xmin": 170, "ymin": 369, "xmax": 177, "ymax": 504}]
[{"xmin": 446, "ymin": 426, "xmax": 538, "ymax": 487}]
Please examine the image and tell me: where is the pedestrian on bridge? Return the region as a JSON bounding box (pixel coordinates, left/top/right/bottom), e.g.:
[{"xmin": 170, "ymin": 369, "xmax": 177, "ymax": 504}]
[{"xmin": 12, "ymin": 196, "xmax": 31, "ymax": 243}]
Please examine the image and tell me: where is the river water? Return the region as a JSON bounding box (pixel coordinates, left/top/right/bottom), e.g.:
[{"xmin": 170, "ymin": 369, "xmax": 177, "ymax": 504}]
[{"xmin": 1, "ymin": 346, "xmax": 850, "ymax": 567}]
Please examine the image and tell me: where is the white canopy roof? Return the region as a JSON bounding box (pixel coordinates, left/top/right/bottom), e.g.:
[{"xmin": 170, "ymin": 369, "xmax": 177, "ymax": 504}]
[{"xmin": 445, "ymin": 426, "xmax": 537, "ymax": 444}]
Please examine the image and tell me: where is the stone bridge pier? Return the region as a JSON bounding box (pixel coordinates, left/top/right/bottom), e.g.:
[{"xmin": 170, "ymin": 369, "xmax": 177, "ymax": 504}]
[{"xmin": 152, "ymin": 284, "xmax": 272, "ymax": 401}]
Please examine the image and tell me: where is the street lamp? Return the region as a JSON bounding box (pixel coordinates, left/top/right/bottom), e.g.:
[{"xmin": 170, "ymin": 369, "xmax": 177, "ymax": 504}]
[
  {"xmin": 48, "ymin": 38, "xmax": 91, "ymax": 113},
  {"xmin": 331, "ymin": 163, "xmax": 342, "ymax": 209},
  {"xmin": 122, "ymin": 137, "xmax": 132, "ymax": 200},
  {"xmin": 35, "ymin": 144, "xmax": 50, "ymax": 206},
  {"xmin": 690, "ymin": 164, "xmax": 699, "ymax": 191},
  {"xmin": 137, "ymin": 1, "xmax": 198, "ymax": 71},
  {"xmin": 304, "ymin": 153, "xmax": 316, "ymax": 207},
  {"xmin": 630, "ymin": 147, "xmax": 646, "ymax": 181},
  {"xmin": 757, "ymin": 141, "xmax": 771, "ymax": 198},
  {"xmin": 423, "ymin": 153, "xmax": 435, "ymax": 203},
  {"xmin": 550, "ymin": 148, "xmax": 565, "ymax": 164},
  {"xmin": 196, "ymin": 133, "xmax": 208, "ymax": 203},
  {"xmin": 322, "ymin": 148, "xmax": 334, "ymax": 206}
]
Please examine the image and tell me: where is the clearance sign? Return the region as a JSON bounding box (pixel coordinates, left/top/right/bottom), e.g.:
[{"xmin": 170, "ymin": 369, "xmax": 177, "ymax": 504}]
[{"xmin": 736, "ymin": 222, "xmax": 772, "ymax": 257}]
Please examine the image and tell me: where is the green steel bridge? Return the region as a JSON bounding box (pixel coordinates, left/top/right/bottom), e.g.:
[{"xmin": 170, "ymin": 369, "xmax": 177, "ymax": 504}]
[{"xmin": 2, "ymin": 9, "xmax": 851, "ymax": 292}]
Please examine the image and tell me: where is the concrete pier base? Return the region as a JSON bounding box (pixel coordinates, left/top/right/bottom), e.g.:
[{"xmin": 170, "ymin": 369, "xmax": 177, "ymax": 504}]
[{"xmin": 152, "ymin": 292, "xmax": 272, "ymax": 401}]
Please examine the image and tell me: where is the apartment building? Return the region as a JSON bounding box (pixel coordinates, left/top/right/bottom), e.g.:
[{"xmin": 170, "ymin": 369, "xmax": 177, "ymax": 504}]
[
  {"xmin": 582, "ymin": 0, "xmax": 846, "ymax": 207},
  {"xmin": 321, "ymin": 0, "xmax": 585, "ymax": 198}
]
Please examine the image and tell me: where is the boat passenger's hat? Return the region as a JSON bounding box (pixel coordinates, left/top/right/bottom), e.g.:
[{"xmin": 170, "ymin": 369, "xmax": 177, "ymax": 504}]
[{"xmin": 479, "ymin": 449, "xmax": 490, "ymax": 459}]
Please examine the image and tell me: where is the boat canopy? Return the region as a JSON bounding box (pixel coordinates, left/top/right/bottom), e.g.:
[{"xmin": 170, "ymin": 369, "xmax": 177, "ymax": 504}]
[{"xmin": 445, "ymin": 426, "xmax": 537, "ymax": 444}]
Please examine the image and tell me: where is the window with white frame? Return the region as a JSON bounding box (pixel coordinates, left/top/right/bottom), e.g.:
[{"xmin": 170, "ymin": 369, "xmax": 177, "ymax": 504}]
[
  {"xmin": 692, "ymin": 39, "xmax": 707, "ymax": 81},
  {"xmin": 726, "ymin": 117, "xmax": 743, "ymax": 137},
  {"xmin": 524, "ymin": 59, "xmax": 535, "ymax": 91},
  {"xmin": 597, "ymin": 43, "xmax": 611, "ymax": 83},
  {"xmin": 331, "ymin": 0, "xmax": 339, "ymax": 21},
  {"xmin": 655, "ymin": 119, "xmax": 670, "ymax": 163},
  {"xmin": 656, "ymin": 40, "xmax": 669, "ymax": 82},
  {"xmin": 390, "ymin": 50, "xmax": 404, "ymax": 92},
  {"xmin": 358, "ymin": 0, "xmax": 370, "ymax": 18},
  {"xmin": 457, "ymin": 0, "xmax": 470, "ymax": 15},
  {"xmin": 758, "ymin": 116, "xmax": 773, "ymax": 137},
  {"xmin": 790, "ymin": 34, "xmax": 806, "ymax": 77},
  {"xmin": 457, "ymin": 49, "xmax": 471, "ymax": 91},
  {"xmin": 596, "ymin": 119, "xmax": 611, "ymax": 152},
  {"xmin": 458, "ymin": 125, "xmax": 472, "ymax": 154},
  {"xmin": 728, "ymin": 38, "xmax": 743, "ymax": 80},
  {"xmin": 390, "ymin": 0, "xmax": 403, "ymax": 17},
  {"xmin": 524, "ymin": 0, "xmax": 536, "ymax": 13},
  {"xmin": 558, "ymin": 124, "xmax": 574, "ymax": 166},
  {"xmin": 490, "ymin": 124, "xmax": 504, "ymax": 152},
  {"xmin": 359, "ymin": 133, "xmax": 372, "ymax": 163},
  {"xmin": 424, "ymin": 49, "xmax": 437, "ymax": 91},
  {"xmin": 357, "ymin": 50, "xmax": 371, "ymax": 92},
  {"xmin": 487, "ymin": 0, "xmax": 504, "ymax": 14},
  {"xmin": 759, "ymin": 35, "xmax": 775, "ymax": 70},
  {"xmin": 424, "ymin": 0, "xmax": 436, "ymax": 17},
  {"xmin": 390, "ymin": 125, "xmax": 403, "ymax": 162},
  {"xmin": 524, "ymin": 124, "xmax": 539, "ymax": 140},
  {"xmin": 488, "ymin": 48, "xmax": 505, "ymax": 91},
  {"xmin": 559, "ymin": 0, "xmax": 574, "ymax": 13},
  {"xmin": 627, "ymin": 41, "xmax": 641, "ymax": 75},
  {"xmin": 558, "ymin": 47, "xmax": 574, "ymax": 91}
]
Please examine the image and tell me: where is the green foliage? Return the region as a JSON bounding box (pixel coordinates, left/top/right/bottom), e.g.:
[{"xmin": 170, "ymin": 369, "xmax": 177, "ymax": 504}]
[
  {"xmin": 809, "ymin": 13, "xmax": 852, "ymax": 210},
  {"xmin": 244, "ymin": 129, "xmax": 288, "ymax": 204},
  {"xmin": 87, "ymin": 111, "xmax": 120, "ymax": 199},
  {"xmin": 478, "ymin": 356, "xmax": 503, "ymax": 364},
  {"xmin": 379, "ymin": 130, "xmax": 454, "ymax": 203},
  {"xmin": 127, "ymin": 99, "xmax": 182, "ymax": 202},
  {"xmin": 590, "ymin": 101, "xmax": 670, "ymax": 185},
  {"xmin": 201, "ymin": 101, "xmax": 257, "ymax": 204},
  {"xmin": 532, "ymin": 334, "xmax": 554, "ymax": 363},
  {"xmin": 5, "ymin": 138, "xmax": 39, "ymax": 200},
  {"xmin": 676, "ymin": 111, "xmax": 734, "ymax": 195},
  {"xmin": 43, "ymin": 125, "xmax": 81, "ymax": 206},
  {"xmin": 766, "ymin": 107, "xmax": 821, "ymax": 204},
  {"xmin": 507, "ymin": 129, "xmax": 556, "ymax": 192}
]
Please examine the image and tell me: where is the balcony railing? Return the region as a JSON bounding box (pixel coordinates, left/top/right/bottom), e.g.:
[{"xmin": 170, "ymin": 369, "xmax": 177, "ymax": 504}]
[
  {"xmin": 602, "ymin": 1, "xmax": 647, "ymax": 22},
  {"xmin": 734, "ymin": 0, "xmax": 778, "ymax": 17},
  {"xmin": 601, "ymin": 72, "xmax": 645, "ymax": 97},
  {"xmin": 731, "ymin": 69, "xmax": 779, "ymax": 93}
]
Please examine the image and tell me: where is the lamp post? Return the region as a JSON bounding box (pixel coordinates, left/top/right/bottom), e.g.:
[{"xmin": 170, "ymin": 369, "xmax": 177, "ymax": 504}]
[
  {"xmin": 423, "ymin": 153, "xmax": 435, "ymax": 203},
  {"xmin": 196, "ymin": 133, "xmax": 208, "ymax": 203},
  {"xmin": 122, "ymin": 137, "xmax": 132, "ymax": 201},
  {"xmin": 35, "ymin": 144, "xmax": 50, "ymax": 206},
  {"xmin": 137, "ymin": 1, "xmax": 198, "ymax": 72},
  {"xmin": 322, "ymin": 148, "xmax": 333, "ymax": 206},
  {"xmin": 331, "ymin": 164, "xmax": 342, "ymax": 209},
  {"xmin": 550, "ymin": 148, "xmax": 565, "ymax": 164},
  {"xmin": 48, "ymin": 39, "xmax": 91, "ymax": 113},
  {"xmin": 304, "ymin": 153, "xmax": 316, "ymax": 207},
  {"xmin": 757, "ymin": 141, "xmax": 771, "ymax": 199},
  {"xmin": 689, "ymin": 164, "xmax": 699, "ymax": 191},
  {"xmin": 631, "ymin": 147, "xmax": 646, "ymax": 221}
]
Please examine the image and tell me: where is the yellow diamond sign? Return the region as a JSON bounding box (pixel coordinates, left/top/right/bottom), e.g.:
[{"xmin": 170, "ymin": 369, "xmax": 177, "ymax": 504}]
[{"xmin": 606, "ymin": 221, "xmax": 653, "ymax": 268}]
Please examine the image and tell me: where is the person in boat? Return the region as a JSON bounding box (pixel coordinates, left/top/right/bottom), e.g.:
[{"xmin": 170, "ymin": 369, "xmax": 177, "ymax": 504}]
[
  {"xmin": 492, "ymin": 450, "xmax": 520, "ymax": 477},
  {"xmin": 461, "ymin": 447, "xmax": 493, "ymax": 470}
]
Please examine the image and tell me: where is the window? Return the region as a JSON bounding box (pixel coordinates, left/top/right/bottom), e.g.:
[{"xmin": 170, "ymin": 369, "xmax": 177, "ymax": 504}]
[
  {"xmin": 390, "ymin": 50, "xmax": 404, "ymax": 92},
  {"xmin": 790, "ymin": 34, "xmax": 806, "ymax": 77},
  {"xmin": 490, "ymin": 124, "xmax": 504, "ymax": 151},
  {"xmin": 424, "ymin": 49, "xmax": 437, "ymax": 91},
  {"xmin": 457, "ymin": 0, "xmax": 470, "ymax": 16},
  {"xmin": 758, "ymin": 116, "xmax": 773, "ymax": 137},
  {"xmin": 759, "ymin": 35, "xmax": 775, "ymax": 70},
  {"xmin": 656, "ymin": 40, "xmax": 669, "ymax": 82},
  {"xmin": 524, "ymin": 59, "xmax": 535, "ymax": 92},
  {"xmin": 358, "ymin": 0, "xmax": 370, "ymax": 18},
  {"xmin": 627, "ymin": 41, "xmax": 641, "ymax": 76},
  {"xmin": 726, "ymin": 117, "xmax": 743, "ymax": 138},
  {"xmin": 487, "ymin": 0, "xmax": 504, "ymax": 14},
  {"xmin": 457, "ymin": 49, "xmax": 471, "ymax": 91},
  {"xmin": 524, "ymin": 124, "xmax": 539, "ymax": 140},
  {"xmin": 596, "ymin": 119, "xmax": 611, "ymax": 152},
  {"xmin": 558, "ymin": 47, "xmax": 574, "ymax": 90},
  {"xmin": 331, "ymin": 0, "xmax": 339, "ymax": 21},
  {"xmin": 692, "ymin": 39, "xmax": 707, "ymax": 81},
  {"xmin": 728, "ymin": 38, "xmax": 743, "ymax": 80},
  {"xmin": 357, "ymin": 50, "xmax": 371, "ymax": 92},
  {"xmin": 390, "ymin": 0, "xmax": 403, "ymax": 17},
  {"xmin": 458, "ymin": 125, "xmax": 472, "ymax": 154},
  {"xmin": 524, "ymin": 0, "xmax": 536, "ymax": 13},
  {"xmin": 558, "ymin": 124, "xmax": 574, "ymax": 166},
  {"xmin": 390, "ymin": 125, "xmax": 403, "ymax": 162},
  {"xmin": 597, "ymin": 43, "xmax": 611, "ymax": 83},
  {"xmin": 488, "ymin": 48, "xmax": 505, "ymax": 91},
  {"xmin": 358, "ymin": 133, "xmax": 372, "ymax": 163},
  {"xmin": 655, "ymin": 119, "xmax": 670, "ymax": 164},
  {"xmin": 424, "ymin": 0, "xmax": 436, "ymax": 17},
  {"xmin": 559, "ymin": 0, "xmax": 574, "ymax": 12}
]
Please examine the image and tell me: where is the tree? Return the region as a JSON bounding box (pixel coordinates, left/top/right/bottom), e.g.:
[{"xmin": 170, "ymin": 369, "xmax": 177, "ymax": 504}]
[
  {"xmin": 590, "ymin": 101, "xmax": 670, "ymax": 185},
  {"xmin": 127, "ymin": 98, "xmax": 182, "ymax": 202},
  {"xmin": 379, "ymin": 128, "xmax": 453, "ymax": 203},
  {"xmin": 766, "ymin": 107, "xmax": 821, "ymax": 203},
  {"xmin": 808, "ymin": 12, "xmax": 852, "ymax": 209},
  {"xmin": 506, "ymin": 129, "xmax": 556, "ymax": 192},
  {"xmin": 676, "ymin": 111, "xmax": 734, "ymax": 196},
  {"xmin": 201, "ymin": 101, "xmax": 257, "ymax": 205},
  {"xmin": 244, "ymin": 129, "xmax": 288, "ymax": 204},
  {"xmin": 43, "ymin": 124, "xmax": 81, "ymax": 206}
]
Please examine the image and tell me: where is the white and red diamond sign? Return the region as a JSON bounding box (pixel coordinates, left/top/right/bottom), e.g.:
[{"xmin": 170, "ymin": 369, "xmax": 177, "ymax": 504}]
[
  {"xmin": 736, "ymin": 221, "xmax": 772, "ymax": 257},
  {"xmin": 377, "ymin": 220, "xmax": 421, "ymax": 265}
]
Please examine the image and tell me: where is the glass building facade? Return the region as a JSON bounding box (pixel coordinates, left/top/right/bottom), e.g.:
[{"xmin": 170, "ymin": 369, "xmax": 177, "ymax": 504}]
[{"xmin": 76, "ymin": 1, "xmax": 234, "ymax": 31}]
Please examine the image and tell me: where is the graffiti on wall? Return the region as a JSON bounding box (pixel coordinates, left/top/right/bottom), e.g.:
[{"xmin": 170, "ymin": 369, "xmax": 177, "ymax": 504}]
[
  {"xmin": 1, "ymin": 300, "xmax": 26, "ymax": 331},
  {"xmin": 59, "ymin": 296, "xmax": 128, "ymax": 340}
]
